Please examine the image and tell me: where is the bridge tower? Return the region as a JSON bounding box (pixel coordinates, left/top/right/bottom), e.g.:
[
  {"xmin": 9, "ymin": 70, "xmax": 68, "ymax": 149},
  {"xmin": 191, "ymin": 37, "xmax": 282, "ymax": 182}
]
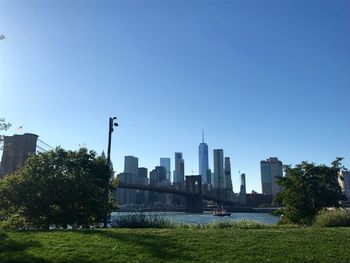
[{"xmin": 185, "ymin": 175, "xmax": 203, "ymax": 213}]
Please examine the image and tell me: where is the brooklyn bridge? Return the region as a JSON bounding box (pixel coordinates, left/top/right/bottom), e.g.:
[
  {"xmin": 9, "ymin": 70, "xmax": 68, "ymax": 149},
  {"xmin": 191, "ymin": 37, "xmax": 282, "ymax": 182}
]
[{"xmin": 118, "ymin": 175, "xmax": 240, "ymax": 213}]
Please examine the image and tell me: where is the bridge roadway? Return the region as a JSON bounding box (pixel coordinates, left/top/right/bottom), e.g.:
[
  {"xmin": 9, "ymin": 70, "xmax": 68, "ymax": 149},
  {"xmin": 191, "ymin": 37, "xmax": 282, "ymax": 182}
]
[{"xmin": 117, "ymin": 182, "xmax": 238, "ymax": 211}]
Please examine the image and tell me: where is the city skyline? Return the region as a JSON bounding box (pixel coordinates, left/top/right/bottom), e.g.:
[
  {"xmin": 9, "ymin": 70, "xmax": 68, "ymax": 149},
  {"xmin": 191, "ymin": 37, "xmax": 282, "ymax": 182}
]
[{"xmin": 1, "ymin": 1, "xmax": 349, "ymax": 193}]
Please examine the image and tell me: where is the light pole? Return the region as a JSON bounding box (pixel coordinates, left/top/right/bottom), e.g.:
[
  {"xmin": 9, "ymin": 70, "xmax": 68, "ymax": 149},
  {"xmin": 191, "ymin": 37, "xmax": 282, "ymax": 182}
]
[
  {"xmin": 107, "ymin": 117, "xmax": 118, "ymax": 168},
  {"xmin": 104, "ymin": 117, "xmax": 118, "ymax": 228}
]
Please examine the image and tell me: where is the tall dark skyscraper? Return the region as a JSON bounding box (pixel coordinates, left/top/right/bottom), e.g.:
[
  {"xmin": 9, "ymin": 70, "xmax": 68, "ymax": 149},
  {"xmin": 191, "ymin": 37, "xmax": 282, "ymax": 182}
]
[
  {"xmin": 198, "ymin": 130, "xmax": 209, "ymax": 184},
  {"xmin": 213, "ymin": 149, "xmax": 225, "ymax": 189},
  {"xmin": 224, "ymin": 157, "xmax": 233, "ymax": 190}
]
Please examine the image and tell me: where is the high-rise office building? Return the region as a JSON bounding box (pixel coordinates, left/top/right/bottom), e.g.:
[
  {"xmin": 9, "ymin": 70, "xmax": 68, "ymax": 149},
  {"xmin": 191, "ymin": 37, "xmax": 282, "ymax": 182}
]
[
  {"xmin": 160, "ymin": 158, "xmax": 171, "ymax": 181},
  {"xmin": 213, "ymin": 149, "xmax": 225, "ymax": 189},
  {"xmin": 0, "ymin": 133, "xmax": 38, "ymax": 177},
  {"xmin": 260, "ymin": 157, "xmax": 283, "ymax": 195},
  {"xmin": 198, "ymin": 131, "xmax": 209, "ymax": 184},
  {"xmin": 150, "ymin": 166, "xmax": 167, "ymax": 185},
  {"xmin": 124, "ymin": 156, "xmax": 138, "ymax": 175},
  {"xmin": 207, "ymin": 168, "xmax": 212, "ymax": 187},
  {"xmin": 224, "ymin": 157, "xmax": 233, "ymax": 190},
  {"xmin": 238, "ymin": 173, "xmax": 247, "ymax": 205},
  {"xmin": 136, "ymin": 167, "xmax": 148, "ymax": 204},
  {"xmin": 116, "ymin": 155, "xmax": 139, "ymax": 205},
  {"xmin": 116, "ymin": 172, "xmax": 135, "ymax": 204},
  {"xmin": 149, "ymin": 166, "xmax": 167, "ymax": 203},
  {"xmin": 174, "ymin": 152, "xmax": 184, "ymax": 186}
]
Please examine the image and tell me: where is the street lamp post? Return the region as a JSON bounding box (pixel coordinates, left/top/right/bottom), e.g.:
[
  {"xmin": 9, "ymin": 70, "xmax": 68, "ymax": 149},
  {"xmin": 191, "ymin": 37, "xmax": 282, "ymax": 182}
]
[
  {"xmin": 104, "ymin": 117, "xmax": 118, "ymax": 228},
  {"xmin": 107, "ymin": 117, "xmax": 118, "ymax": 167}
]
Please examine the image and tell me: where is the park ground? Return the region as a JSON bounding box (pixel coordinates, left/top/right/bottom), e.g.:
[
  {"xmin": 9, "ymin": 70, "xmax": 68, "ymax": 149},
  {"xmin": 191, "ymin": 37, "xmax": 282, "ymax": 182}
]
[{"xmin": 1, "ymin": 227, "xmax": 350, "ymax": 263}]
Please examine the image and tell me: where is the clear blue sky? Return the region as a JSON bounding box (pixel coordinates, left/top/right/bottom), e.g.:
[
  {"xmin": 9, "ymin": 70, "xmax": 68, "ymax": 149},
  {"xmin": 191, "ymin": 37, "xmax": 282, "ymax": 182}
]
[{"xmin": 1, "ymin": 0, "xmax": 349, "ymax": 193}]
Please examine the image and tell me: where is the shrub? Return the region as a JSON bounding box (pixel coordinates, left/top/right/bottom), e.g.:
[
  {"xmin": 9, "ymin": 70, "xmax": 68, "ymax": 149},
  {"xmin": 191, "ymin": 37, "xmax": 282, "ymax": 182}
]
[
  {"xmin": 174, "ymin": 220, "xmax": 274, "ymax": 229},
  {"xmin": 110, "ymin": 213, "xmax": 174, "ymax": 228},
  {"xmin": 314, "ymin": 209, "xmax": 350, "ymax": 227}
]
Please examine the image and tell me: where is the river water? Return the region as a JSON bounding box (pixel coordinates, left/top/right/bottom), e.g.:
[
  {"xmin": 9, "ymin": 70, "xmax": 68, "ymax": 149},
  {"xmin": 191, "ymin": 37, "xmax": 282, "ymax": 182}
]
[{"xmin": 112, "ymin": 212, "xmax": 280, "ymax": 225}]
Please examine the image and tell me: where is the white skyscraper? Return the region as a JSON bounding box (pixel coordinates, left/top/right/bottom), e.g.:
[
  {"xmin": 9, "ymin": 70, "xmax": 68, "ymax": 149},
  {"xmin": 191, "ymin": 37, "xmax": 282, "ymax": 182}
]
[
  {"xmin": 213, "ymin": 149, "xmax": 225, "ymax": 189},
  {"xmin": 260, "ymin": 157, "xmax": 283, "ymax": 195},
  {"xmin": 198, "ymin": 130, "xmax": 209, "ymax": 184},
  {"xmin": 160, "ymin": 158, "xmax": 171, "ymax": 181}
]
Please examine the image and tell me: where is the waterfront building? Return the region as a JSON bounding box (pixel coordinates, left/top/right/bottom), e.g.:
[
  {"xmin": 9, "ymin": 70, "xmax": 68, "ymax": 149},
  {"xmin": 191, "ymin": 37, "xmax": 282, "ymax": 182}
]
[
  {"xmin": 174, "ymin": 152, "xmax": 184, "ymax": 187},
  {"xmin": 213, "ymin": 149, "xmax": 225, "ymax": 189},
  {"xmin": 136, "ymin": 167, "xmax": 148, "ymax": 204},
  {"xmin": 160, "ymin": 158, "xmax": 171, "ymax": 181},
  {"xmin": 198, "ymin": 131, "xmax": 209, "ymax": 184},
  {"xmin": 116, "ymin": 155, "xmax": 139, "ymax": 205},
  {"xmin": 116, "ymin": 172, "xmax": 136, "ymax": 204},
  {"xmin": 224, "ymin": 157, "xmax": 233, "ymax": 190},
  {"xmin": 0, "ymin": 133, "xmax": 38, "ymax": 177},
  {"xmin": 260, "ymin": 157, "xmax": 283, "ymax": 195},
  {"xmin": 149, "ymin": 166, "xmax": 167, "ymax": 203}
]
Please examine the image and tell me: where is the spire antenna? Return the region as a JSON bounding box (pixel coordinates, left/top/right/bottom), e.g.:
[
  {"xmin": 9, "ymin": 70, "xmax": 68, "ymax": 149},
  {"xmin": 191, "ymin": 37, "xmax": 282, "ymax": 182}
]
[{"xmin": 202, "ymin": 129, "xmax": 204, "ymax": 143}]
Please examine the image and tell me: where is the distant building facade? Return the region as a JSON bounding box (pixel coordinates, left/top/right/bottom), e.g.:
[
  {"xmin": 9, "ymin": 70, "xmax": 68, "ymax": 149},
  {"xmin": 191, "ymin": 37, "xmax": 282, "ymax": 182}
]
[
  {"xmin": 160, "ymin": 158, "xmax": 171, "ymax": 181},
  {"xmin": 136, "ymin": 167, "xmax": 148, "ymax": 204},
  {"xmin": 238, "ymin": 173, "xmax": 247, "ymax": 205},
  {"xmin": 149, "ymin": 166, "xmax": 169, "ymax": 203},
  {"xmin": 339, "ymin": 170, "xmax": 350, "ymax": 198},
  {"xmin": 213, "ymin": 149, "xmax": 225, "ymax": 189},
  {"xmin": 0, "ymin": 133, "xmax": 38, "ymax": 177},
  {"xmin": 124, "ymin": 156, "xmax": 138, "ymax": 175},
  {"xmin": 116, "ymin": 155, "xmax": 139, "ymax": 205},
  {"xmin": 224, "ymin": 157, "xmax": 233, "ymax": 190},
  {"xmin": 198, "ymin": 132, "xmax": 209, "ymax": 184},
  {"xmin": 174, "ymin": 152, "xmax": 184, "ymax": 187},
  {"xmin": 260, "ymin": 157, "xmax": 283, "ymax": 195}
]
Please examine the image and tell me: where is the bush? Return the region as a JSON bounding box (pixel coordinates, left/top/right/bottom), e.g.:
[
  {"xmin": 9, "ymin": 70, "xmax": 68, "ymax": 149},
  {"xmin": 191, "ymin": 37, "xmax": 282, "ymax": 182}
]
[
  {"xmin": 110, "ymin": 213, "xmax": 174, "ymax": 228},
  {"xmin": 314, "ymin": 209, "xmax": 350, "ymax": 227},
  {"xmin": 174, "ymin": 220, "xmax": 276, "ymax": 229}
]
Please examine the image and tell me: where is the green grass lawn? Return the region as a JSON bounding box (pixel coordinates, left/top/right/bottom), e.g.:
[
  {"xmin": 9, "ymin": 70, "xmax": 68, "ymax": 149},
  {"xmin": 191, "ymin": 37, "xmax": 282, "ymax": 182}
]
[{"xmin": 1, "ymin": 227, "xmax": 350, "ymax": 263}]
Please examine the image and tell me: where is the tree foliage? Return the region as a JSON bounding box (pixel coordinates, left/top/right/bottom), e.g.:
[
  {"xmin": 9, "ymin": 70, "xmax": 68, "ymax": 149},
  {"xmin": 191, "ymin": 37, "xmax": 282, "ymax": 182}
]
[
  {"xmin": 274, "ymin": 158, "xmax": 344, "ymax": 225},
  {"xmin": 0, "ymin": 118, "xmax": 11, "ymax": 149},
  {"xmin": 0, "ymin": 147, "xmax": 117, "ymax": 229}
]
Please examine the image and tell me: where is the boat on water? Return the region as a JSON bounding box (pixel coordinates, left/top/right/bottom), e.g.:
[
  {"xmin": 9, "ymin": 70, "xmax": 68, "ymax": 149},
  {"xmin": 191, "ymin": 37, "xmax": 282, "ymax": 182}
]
[{"xmin": 213, "ymin": 207, "xmax": 231, "ymax": 217}]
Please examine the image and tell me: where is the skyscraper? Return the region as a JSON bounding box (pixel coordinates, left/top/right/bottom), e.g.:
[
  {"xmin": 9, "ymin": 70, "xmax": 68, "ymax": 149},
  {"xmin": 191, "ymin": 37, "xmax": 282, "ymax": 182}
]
[
  {"xmin": 224, "ymin": 157, "xmax": 233, "ymax": 190},
  {"xmin": 149, "ymin": 166, "xmax": 167, "ymax": 203},
  {"xmin": 174, "ymin": 152, "xmax": 184, "ymax": 187},
  {"xmin": 238, "ymin": 173, "xmax": 247, "ymax": 205},
  {"xmin": 124, "ymin": 156, "xmax": 138, "ymax": 175},
  {"xmin": 160, "ymin": 158, "xmax": 171, "ymax": 181},
  {"xmin": 116, "ymin": 155, "xmax": 139, "ymax": 205},
  {"xmin": 198, "ymin": 130, "xmax": 209, "ymax": 184},
  {"xmin": 213, "ymin": 149, "xmax": 225, "ymax": 189},
  {"xmin": 260, "ymin": 157, "xmax": 283, "ymax": 195}
]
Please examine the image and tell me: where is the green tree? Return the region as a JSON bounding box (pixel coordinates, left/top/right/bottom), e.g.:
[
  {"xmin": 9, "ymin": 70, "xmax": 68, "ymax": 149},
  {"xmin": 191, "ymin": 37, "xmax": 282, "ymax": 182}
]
[
  {"xmin": 274, "ymin": 158, "xmax": 344, "ymax": 225},
  {"xmin": 0, "ymin": 147, "xmax": 117, "ymax": 229},
  {"xmin": 0, "ymin": 118, "xmax": 11, "ymax": 149}
]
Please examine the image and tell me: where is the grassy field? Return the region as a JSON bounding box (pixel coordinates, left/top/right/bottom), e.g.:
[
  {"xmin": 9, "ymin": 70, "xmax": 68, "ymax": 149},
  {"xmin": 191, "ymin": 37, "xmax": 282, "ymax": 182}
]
[{"xmin": 1, "ymin": 227, "xmax": 350, "ymax": 263}]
